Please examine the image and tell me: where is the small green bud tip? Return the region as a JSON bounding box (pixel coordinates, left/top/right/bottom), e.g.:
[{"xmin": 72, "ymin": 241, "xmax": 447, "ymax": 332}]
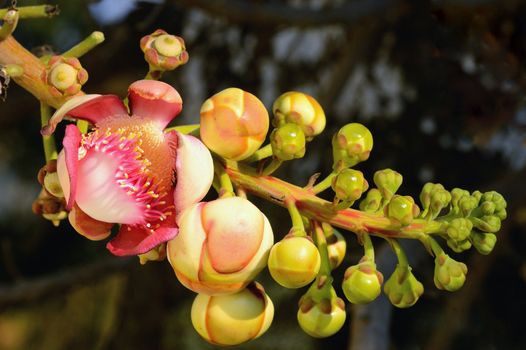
[
  {"xmin": 471, "ymin": 232, "xmax": 497, "ymax": 255},
  {"xmin": 332, "ymin": 123, "xmax": 373, "ymax": 169},
  {"xmin": 385, "ymin": 195, "xmax": 420, "ymax": 226},
  {"xmin": 373, "ymin": 169, "xmax": 402, "ymax": 200},
  {"xmin": 359, "ymin": 188, "xmax": 383, "ymax": 213},
  {"xmin": 297, "ymin": 286, "xmax": 346, "ymax": 338},
  {"xmin": 383, "ymin": 265, "xmax": 424, "ymax": 308},
  {"xmin": 270, "ymin": 123, "xmax": 306, "ymax": 161},
  {"xmin": 331, "ymin": 169, "xmax": 368, "ymax": 202},
  {"xmin": 268, "ymin": 236, "xmax": 321, "ymax": 288},
  {"xmin": 433, "ymin": 254, "xmax": 467, "ymax": 292},
  {"xmin": 342, "ymin": 260, "xmax": 383, "ymax": 304}
]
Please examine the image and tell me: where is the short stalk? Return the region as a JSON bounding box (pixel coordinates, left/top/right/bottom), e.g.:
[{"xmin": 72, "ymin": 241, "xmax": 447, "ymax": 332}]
[
  {"xmin": 361, "ymin": 232, "xmax": 375, "ymax": 261},
  {"xmin": 214, "ymin": 159, "xmax": 235, "ymax": 198},
  {"xmin": 0, "ymin": 9, "xmax": 19, "ymax": 41},
  {"xmin": 261, "ymin": 157, "xmax": 282, "ymax": 176},
  {"xmin": 425, "ymin": 235, "xmax": 446, "ymax": 258},
  {"xmin": 311, "ymin": 171, "xmax": 337, "ymax": 194},
  {"xmin": 40, "ymin": 103, "xmax": 57, "ymax": 162},
  {"xmin": 145, "ymin": 70, "xmax": 162, "ymax": 80},
  {"xmin": 312, "ymin": 220, "xmax": 332, "ymax": 277},
  {"xmin": 387, "ymin": 238, "xmax": 409, "ymax": 267},
  {"xmin": 0, "ymin": 5, "xmax": 59, "ymax": 19},
  {"xmin": 63, "ymin": 31, "xmax": 105, "ymax": 58},
  {"xmin": 244, "ymin": 144, "xmax": 273, "ymax": 162},
  {"xmin": 286, "ymin": 198, "xmax": 305, "ymax": 236},
  {"xmin": 334, "ymin": 199, "xmax": 353, "ymax": 211}
]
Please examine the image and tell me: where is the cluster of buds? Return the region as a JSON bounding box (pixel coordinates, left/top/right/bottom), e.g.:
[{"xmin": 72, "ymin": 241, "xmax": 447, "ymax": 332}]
[{"xmin": 41, "ymin": 56, "xmax": 88, "ymax": 97}]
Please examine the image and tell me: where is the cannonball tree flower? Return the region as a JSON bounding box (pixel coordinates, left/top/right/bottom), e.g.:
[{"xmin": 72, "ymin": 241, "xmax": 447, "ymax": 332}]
[{"xmin": 41, "ymin": 80, "xmax": 214, "ymax": 256}]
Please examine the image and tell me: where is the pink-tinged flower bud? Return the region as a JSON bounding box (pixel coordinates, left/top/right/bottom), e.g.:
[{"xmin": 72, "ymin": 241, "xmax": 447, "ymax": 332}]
[
  {"xmin": 268, "ymin": 235, "xmax": 321, "ymax": 288},
  {"xmin": 41, "ymin": 56, "xmax": 88, "ymax": 97},
  {"xmin": 200, "ymin": 88, "xmax": 269, "ymax": 160},
  {"xmin": 167, "ymin": 197, "xmax": 274, "ymax": 295},
  {"xmin": 191, "ymin": 282, "xmax": 274, "ymax": 346},
  {"xmin": 140, "ymin": 29, "xmax": 189, "ymax": 72},
  {"xmin": 272, "ymin": 91, "xmax": 326, "ymax": 139}
]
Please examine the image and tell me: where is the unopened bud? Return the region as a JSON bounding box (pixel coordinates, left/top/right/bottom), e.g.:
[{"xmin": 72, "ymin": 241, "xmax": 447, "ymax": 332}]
[
  {"xmin": 140, "ymin": 29, "xmax": 188, "ymax": 71},
  {"xmin": 385, "ymin": 195, "xmax": 420, "ymax": 226},
  {"xmin": 41, "ymin": 56, "xmax": 88, "ymax": 97},
  {"xmin": 373, "ymin": 169, "xmax": 402, "ymax": 200},
  {"xmin": 332, "ymin": 123, "xmax": 373, "ymax": 169},
  {"xmin": 383, "ymin": 264, "xmax": 424, "ymax": 308},
  {"xmin": 270, "ymin": 123, "xmax": 306, "ymax": 161},
  {"xmin": 342, "ymin": 259, "xmax": 383, "ymax": 304},
  {"xmin": 331, "ymin": 168, "xmax": 368, "ymax": 202},
  {"xmin": 272, "ymin": 91, "xmax": 326, "ymax": 138},
  {"xmin": 434, "ymin": 253, "xmax": 467, "ymax": 292}
]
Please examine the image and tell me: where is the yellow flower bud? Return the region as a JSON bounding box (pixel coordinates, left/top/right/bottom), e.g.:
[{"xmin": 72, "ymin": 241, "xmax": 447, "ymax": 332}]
[
  {"xmin": 191, "ymin": 282, "xmax": 274, "ymax": 346},
  {"xmin": 297, "ymin": 286, "xmax": 346, "ymax": 338},
  {"xmin": 268, "ymin": 235, "xmax": 321, "ymax": 288},
  {"xmin": 200, "ymin": 88, "xmax": 269, "ymax": 160},
  {"xmin": 41, "ymin": 56, "xmax": 88, "ymax": 97},
  {"xmin": 272, "ymin": 91, "xmax": 326, "ymax": 138},
  {"xmin": 167, "ymin": 197, "xmax": 274, "ymax": 295}
]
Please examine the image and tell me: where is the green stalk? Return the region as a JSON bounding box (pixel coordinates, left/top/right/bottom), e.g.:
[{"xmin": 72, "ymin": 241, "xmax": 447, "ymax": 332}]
[
  {"xmin": 387, "ymin": 238, "xmax": 408, "ymax": 267},
  {"xmin": 40, "ymin": 103, "xmax": 57, "ymax": 162},
  {"xmin": 361, "ymin": 232, "xmax": 375, "ymax": 261},
  {"xmin": 286, "ymin": 198, "xmax": 305, "ymax": 235},
  {"xmin": 244, "ymin": 144, "xmax": 273, "ymax": 162},
  {"xmin": 311, "ymin": 171, "xmax": 337, "ymax": 194},
  {"xmin": 261, "ymin": 158, "xmax": 282, "ymax": 176},
  {"xmin": 0, "ymin": 5, "xmax": 59, "ymax": 19},
  {"xmin": 0, "ymin": 8, "xmax": 18, "ymax": 41},
  {"xmin": 165, "ymin": 124, "xmax": 200, "ymax": 136},
  {"xmin": 214, "ymin": 158, "xmax": 234, "ymax": 198},
  {"xmin": 63, "ymin": 31, "xmax": 105, "ymax": 58}
]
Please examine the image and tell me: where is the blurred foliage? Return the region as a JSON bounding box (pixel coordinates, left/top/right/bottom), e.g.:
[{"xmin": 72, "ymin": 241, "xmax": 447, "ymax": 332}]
[{"xmin": 1, "ymin": 0, "xmax": 526, "ymax": 349}]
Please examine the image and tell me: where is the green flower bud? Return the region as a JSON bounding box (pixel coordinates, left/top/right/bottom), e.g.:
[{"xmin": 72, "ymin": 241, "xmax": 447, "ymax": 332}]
[
  {"xmin": 481, "ymin": 191, "xmax": 507, "ymax": 220},
  {"xmin": 451, "ymin": 188, "xmax": 470, "ymax": 209},
  {"xmin": 324, "ymin": 226, "xmax": 347, "ymax": 270},
  {"xmin": 420, "ymin": 183, "xmax": 444, "ymax": 212},
  {"xmin": 342, "ymin": 259, "xmax": 383, "ymax": 304},
  {"xmin": 471, "ymin": 232, "xmax": 497, "ymax": 255},
  {"xmin": 359, "ymin": 189, "xmax": 382, "ymax": 213},
  {"xmin": 331, "ymin": 169, "xmax": 368, "ymax": 202},
  {"xmin": 373, "ymin": 168, "xmax": 402, "ymax": 200},
  {"xmin": 446, "ymin": 218, "xmax": 473, "ymax": 242},
  {"xmin": 446, "ymin": 238, "xmax": 472, "ymax": 253},
  {"xmin": 332, "ymin": 123, "xmax": 373, "ymax": 169},
  {"xmin": 459, "ymin": 195, "xmax": 479, "ymax": 217},
  {"xmin": 270, "ymin": 123, "xmax": 306, "ymax": 161},
  {"xmin": 434, "ymin": 253, "xmax": 467, "ymax": 292},
  {"xmin": 268, "ymin": 236, "xmax": 321, "ymax": 288},
  {"xmin": 385, "ymin": 195, "xmax": 420, "ymax": 226},
  {"xmin": 383, "ymin": 264, "xmax": 424, "ymax": 308},
  {"xmin": 297, "ymin": 285, "xmax": 346, "ymax": 338},
  {"xmin": 429, "ymin": 189, "xmax": 451, "ymax": 218},
  {"xmin": 471, "ymin": 215, "xmax": 501, "ymax": 233}
]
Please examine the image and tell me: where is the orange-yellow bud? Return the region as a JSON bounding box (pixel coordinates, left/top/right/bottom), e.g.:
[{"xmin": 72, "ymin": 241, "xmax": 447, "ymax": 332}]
[
  {"xmin": 272, "ymin": 91, "xmax": 326, "ymax": 138},
  {"xmin": 167, "ymin": 197, "xmax": 274, "ymax": 295},
  {"xmin": 41, "ymin": 56, "xmax": 88, "ymax": 98},
  {"xmin": 200, "ymin": 88, "xmax": 269, "ymax": 160},
  {"xmin": 191, "ymin": 282, "xmax": 274, "ymax": 346}
]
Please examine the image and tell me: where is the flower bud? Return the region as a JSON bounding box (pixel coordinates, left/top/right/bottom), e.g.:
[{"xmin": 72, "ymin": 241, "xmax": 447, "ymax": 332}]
[
  {"xmin": 446, "ymin": 238, "xmax": 472, "ymax": 253},
  {"xmin": 342, "ymin": 259, "xmax": 383, "ymax": 304},
  {"xmin": 373, "ymin": 169, "xmax": 402, "ymax": 200},
  {"xmin": 471, "ymin": 215, "xmax": 501, "ymax": 233},
  {"xmin": 268, "ymin": 235, "xmax": 321, "ymax": 288},
  {"xmin": 200, "ymin": 88, "xmax": 269, "ymax": 160},
  {"xmin": 385, "ymin": 195, "xmax": 420, "ymax": 226},
  {"xmin": 331, "ymin": 169, "xmax": 368, "ymax": 202},
  {"xmin": 32, "ymin": 188, "xmax": 68, "ymax": 227},
  {"xmin": 332, "ymin": 123, "xmax": 373, "ymax": 169},
  {"xmin": 41, "ymin": 56, "xmax": 88, "ymax": 97},
  {"xmin": 420, "ymin": 183, "xmax": 444, "ymax": 212},
  {"xmin": 434, "ymin": 253, "xmax": 467, "ymax": 292},
  {"xmin": 297, "ymin": 285, "xmax": 346, "ymax": 338},
  {"xmin": 325, "ymin": 226, "xmax": 346, "ymax": 270},
  {"xmin": 167, "ymin": 197, "xmax": 274, "ymax": 295},
  {"xmin": 429, "ymin": 189, "xmax": 451, "ymax": 218},
  {"xmin": 272, "ymin": 91, "xmax": 326, "ymax": 138},
  {"xmin": 359, "ymin": 188, "xmax": 382, "ymax": 213},
  {"xmin": 471, "ymin": 232, "xmax": 497, "ymax": 255},
  {"xmin": 140, "ymin": 29, "xmax": 188, "ymax": 72},
  {"xmin": 383, "ymin": 264, "xmax": 424, "ymax": 308},
  {"xmin": 270, "ymin": 123, "xmax": 306, "ymax": 161},
  {"xmin": 446, "ymin": 218, "xmax": 473, "ymax": 242},
  {"xmin": 191, "ymin": 282, "xmax": 274, "ymax": 346}
]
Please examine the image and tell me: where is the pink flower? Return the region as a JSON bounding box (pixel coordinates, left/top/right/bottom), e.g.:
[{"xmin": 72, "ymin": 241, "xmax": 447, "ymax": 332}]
[{"xmin": 42, "ymin": 80, "xmax": 214, "ymax": 256}]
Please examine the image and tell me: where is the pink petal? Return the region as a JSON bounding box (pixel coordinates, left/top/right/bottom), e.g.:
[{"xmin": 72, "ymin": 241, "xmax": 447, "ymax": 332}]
[
  {"xmin": 128, "ymin": 80, "xmax": 182, "ymax": 129},
  {"xmin": 57, "ymin": 124, "xmax": 82, "ymax": 210},
  {"xmin": 170, "ymin": 131, "xmax": 214, "ymax": 214},
  {"xmin": 106, "ymin": 224, "xmax": 179, "ymax": 256},
  {"xmin": 68, "ymin": 204, "xmax": 113, "ymax": 241},
  {"xmin": 75, "ymin": 150, "xmax": 143, "ymax": 225},
  {"xmin": 42, "ymin": 95, "xmax": 128, "ymax": 135}
]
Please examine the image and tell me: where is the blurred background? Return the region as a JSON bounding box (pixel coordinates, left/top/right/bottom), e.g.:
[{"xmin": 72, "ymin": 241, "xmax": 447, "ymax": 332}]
[{"xmin": 1, "ymin": 0, "xmax": 526, "ymax": 349}]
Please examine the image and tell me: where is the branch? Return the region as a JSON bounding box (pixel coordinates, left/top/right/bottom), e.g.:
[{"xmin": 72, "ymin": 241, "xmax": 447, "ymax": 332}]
[
  {"xmin": 0, "ymin": 257, "xmax": 133, "ymax": 309},
  {"xmin": 226, "ymin": 162, "xmax": 443, "ymax": 240},
  {"xmin": 173, "ymin": 0, "xmax": 397, "ymax": 27}
]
